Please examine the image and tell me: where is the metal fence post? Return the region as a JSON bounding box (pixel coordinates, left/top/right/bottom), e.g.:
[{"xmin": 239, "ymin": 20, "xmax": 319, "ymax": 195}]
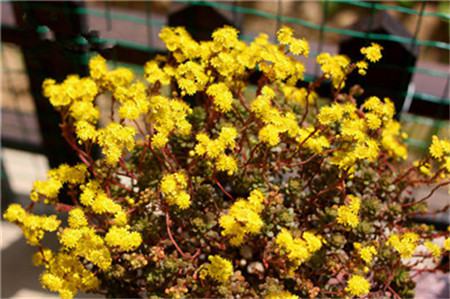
[{"xmin": 11, "ymin": 1, "xmax": 90, "ymax": 169}]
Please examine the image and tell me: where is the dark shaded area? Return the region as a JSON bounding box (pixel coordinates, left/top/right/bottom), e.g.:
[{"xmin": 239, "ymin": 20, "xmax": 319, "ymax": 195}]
[{"xmin": 168, "ymin": 5, "xmax": 235, "ymax": 41}]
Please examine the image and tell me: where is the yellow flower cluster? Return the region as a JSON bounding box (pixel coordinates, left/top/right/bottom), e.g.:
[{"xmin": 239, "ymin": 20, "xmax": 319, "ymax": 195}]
[
  {"xmin": 219, "ymin": 190, "xmax": 265, "ymax": 246},
  {"xmin": 356, "ymin": 60, "xmax": 369, "ymax": 76},
  {"xmin": 160, "ymin": 172, "xmax": 191, "ymax": 209},
  {"xmin": 176, "ymin": 61, "xmax": 209, "ymax": 95},
  {"xmin": 257, "ymin": 31, "xmax": 306, "ymax": 84},
  {"xmin": 58, "ymin": 206, "xmax": 114, "ymax": 271},
  {"xmin": 204, "ymin": 255, "xmax": 233, "ymax": 283},
  {"xmin": 4, "ymin": 204, "xmax": 60, "ymax": 245},
  {"xmin": 424, "ymin": 241, "xmax": 441, "ymax": 259},
  {"xmin": 281, "ymin": 85, "xmax": 317, "ymax": 108},
  {"xmin": 429, "ymin": 135, "xmax": 450, "ymax": 160},
  {"xmin": 89, "ymin": 55, "xmax": 134, "ymax": 90},
  {"xmin": 356, "ymin": 43, "xmax": 383, "ymax": 75},
  {"xmin": 105, "ymin": 226, "xmax": 142, "ymax": 252},
  {"xmin": 158, "ymin": 26, "xmax": 308, "ymax": 89},
  {"xmin": 251, "ymin": 86, "xmax": 300, "ymax": 147},
  {"xmin": 59, "ymin": 226, "xmax": 112, "ymax": 271},
  {"xmin": 414, "ymin": 160, "xmax": 433, "ymax": 177},
  {"xmin": 346, "ymin": 274, "xmax": 371, "ymax": 296},
  {"xmin": 428, "ymin": 135, "xmax": 450, "ymax": 173},
  {"xmin": 381, "ymin": 120, "xmax": 408, "ymax": 160},
  {"xmin": 44, "ymin": 56, "xmax": 144, "ymax": 164},
  {"xmin": 317, "ymin": 102, "xmax": 345, "ymax": 126},
  {"xmin": 206, "ymin": 83, "xmax": 234, "ymax": 113},
  {"xmin": 321, "ymin": 102, "xmax": 381, "ymax": 170},
  {"xmin": 114, "ymin": 81, "xmax": 149, "ymax": 120},
  {"xmin": 79, "ymin": 180, "xmax": 124, "ymax": 219},
  {"xmin": 444, "ymin": 238, "xmax": 450, "ymax": 251},
  {"xmin": 144, "ymin": 57, "xmax": 174, "ymax": 86},
  {"xmin": 159, "ymin": 27, "xmax": 202, "ymax": 63},
  {"xmin": 317, "ymin": 96, "xmax": 405, "ymax": 170},
  {"xmin": 97, "ymin": 123, "xmax": 136, "ymax": 165},
  {"xmin": 354, "ymin": 242, "xmax": 377, "ymax": 264},
  {"xmin": 38, "ymin": 251, "xmax": 100, "ymax": 299},
  {"xmin": 31, "ymin": 163, "xmax": 87, "ymax": 203},
  {"xmin": 316, "ymin": 53, "xmax": 350, "ymax": 88},
  {"xmin": 148, "ymin": 95, "xmax": 192, "ymax": 149},
  {"xmin": 336, "ymin": 195, "xmax": 361, "ymax": 228},
  {"xmin": 266, "ymin": 290, "xmax": 299, "ymax": 299},
  {"xmin": 43, "ymin": 75, "xmax": 98, "ymax": 109},
  {"xmin": 251, "ymin": 86, "xmax": 328, "ymax": 151},
  {"xmin": 194, "ymin": 126, "xmax": 238, "ymax": 175},
  {"xmin": 387, "ymin": 232, "xmax": 419, "ymax": 259},
  {"xmin": 67, "ymin": 208, "xmax": 88, "ymax": 228},
  {"xmin": 276, "ymin": 228, "xmax": 322, "ymax": 273},
  {"xmin": 362, "ymin": 96, "xmax": 395, "ymax": 129},
  {"xmin": 277, "ymin": 26, "xmax": 309, "ymax": 56}
]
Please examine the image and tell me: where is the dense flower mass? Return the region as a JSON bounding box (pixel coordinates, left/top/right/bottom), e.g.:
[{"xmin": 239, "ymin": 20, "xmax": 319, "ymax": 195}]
[{"xmin": 4, "ymin": 25, "xmax": 450, "ymax": 299}]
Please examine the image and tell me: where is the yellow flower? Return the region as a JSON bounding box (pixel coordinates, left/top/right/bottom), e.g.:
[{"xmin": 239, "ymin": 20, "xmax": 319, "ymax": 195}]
[
  {"xmin": 424, "ymin": 241, "xmax": 441, "ymax": 259},
  {"xmin": 317, "ymin": 53, "xmax": 350, "ymax": 88},
  {"xmin": 205, "ymin": 255, "xmax": 233, "ymax": 283},
  {"xmin": 381, "ymin": 120, "xmax": 408, "ymax": 160},
  {"xmin": 148, "ymin": 95, "xmax": 192, "ymax": 149},
  {"xmin": 115, "ymin": 82, "xmax": 149, "ymax": 120},
  {"xmin": 444, "ymin": 238, "xmax": 450, "ymax": 251},
  {"xmin": 216, "ymin": 154, "xmax": 238, "ymax": 175},
  {"xmin": 40, "ymin": 273, "xmax": 64, "ymax": 292},
  {"xmin": 429, "ymin": 135, "xmax": 450, "ymax": 160},
  {"xmin": 365, "ymin": 113, "xmax": 382, "ymax": 130},
  {"xmin": 276, "ymin": 228, "xmax": 322, "ymax": 272},
  {"xmin": 161, "ymin": 172, "xmax": 191, "ymax": 209},
  {"xmin": 4, "ymin": 204, "xmax": 60, "ymax": 246},
  {"xmin": 68, "ymin": 208, "xmax": 88, "ymax": 228},
  {"xmin": 219, "ymin": 190, "xmax": 265, "ymax": 246},
  {"xmin": 105, "ymin": 226, "xmax": 142, "ymax": 252},
  {"xmin": 176, "ymin": 61, "xmax": 208, "ymax": 95},
  {"xmin": 97, "ymin": 123, "xmax": 136, "ymax": 165},
  {"xmin": 193, "ymin": 126, "xmax": 238, "ymax": 175},
  {"xmin": 289, "ymin": 38, "xmax": 310, "ymax": 56},
  {"xmin": 259, "ymin": 124, "xmax": 281, "ymax": 147},
  {"xmin": 212, "ymin": 26, "xmax": 239, "ymax": 51},
  {"xmin": 89, "ymin": 55, "xmax": 108, "ymax": 80},
  {"xmin": 144, "ymin": 60, "xmax": 172, "ymax": 85},
  {"xmin": 355, "ymin": 243, "xmax": 377, "ymax": 264},
  {"xmin": 336, "ymin": 195, "xmax": 361, "ymax": 228},
  {"xmin": 387, "ymin": 232, "xmax": 419, "ymax": 259},
  {"xmin": 266, "ymin": 290, "xmax": 299, "ymax": 299},
  {"xmin": 361, "ymin": 43, "xmax": 383, "ymax": 63},
  {"xmin": 317, "ymin": 103, "xmax": 344, "ymax": 126},
  {"xmin": 277, "ymin": 26, "xmax": 309, "ymax": 56},
  {"xmin": 39, "ymin": 252, "xmax": 101, "ymax": 298},
  {"xmin": 346, "ymin": 275, "xmax": 370, "ymax": 296},
  {"xmin": 59, "ymin": 228, "xmax": 83, "ymax": 249},
  {"xmin": 206, "ymin": 83, "xmax": 234, "ymax": 112},
  {"xmin": 356, "ymin": 60, "xmax": 368, "ymax": 75},
  {"xmin": 75, "ymin": 120, "xmax": 97, "ymax": 142},
  {"xmin": 277, "ymin": 26, "xmax": 293, "ymax": 45},
  {"xmin": 91, "ymin": 193, "xmax": 122, "ymax": 215},
  {"xmin": 3, "ymin": 203, "xmax": 27, "ymax": 223}
]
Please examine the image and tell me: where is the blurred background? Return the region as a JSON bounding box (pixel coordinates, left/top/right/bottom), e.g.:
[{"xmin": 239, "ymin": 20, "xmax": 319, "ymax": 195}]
[{"xmin": 1, "ymin": 1, "xmax": 449, "ymax": 298}]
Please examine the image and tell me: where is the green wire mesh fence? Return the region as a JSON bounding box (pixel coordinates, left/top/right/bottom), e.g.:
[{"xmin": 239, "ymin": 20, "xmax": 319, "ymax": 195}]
[{"xmin": 1, "ymin": 0, "xmax": 449, "ymax": 167}]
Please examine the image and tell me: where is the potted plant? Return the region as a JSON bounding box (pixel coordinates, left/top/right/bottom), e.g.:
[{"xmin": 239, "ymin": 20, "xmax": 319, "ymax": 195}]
[{"xmin": 4, "ymin": 26, "xmax": 449, "ymax": 298}]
